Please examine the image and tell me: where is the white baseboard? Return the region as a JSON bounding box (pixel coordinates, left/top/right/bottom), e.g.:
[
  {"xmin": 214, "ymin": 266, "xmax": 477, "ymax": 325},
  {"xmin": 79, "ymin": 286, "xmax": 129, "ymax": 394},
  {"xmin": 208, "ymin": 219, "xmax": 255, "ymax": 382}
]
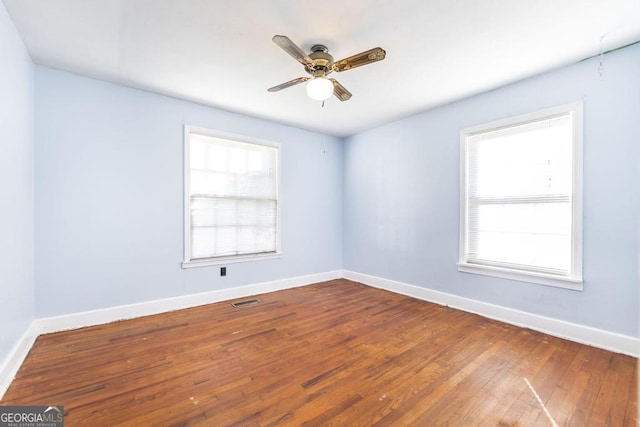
[
  {"xmin": 34, "ymin": 270, "xmax": 342, "ymax": 335},
  {"xmin": 0, "ymin": 270, "xmax": 341, "ymax": 399},
  {"xmin": 0, "ymin": 322, "xmax": 39, "ymax": 399},
  {"xmin": 343, "ymin": 270, "xmax": 640, "ymax": 357}
]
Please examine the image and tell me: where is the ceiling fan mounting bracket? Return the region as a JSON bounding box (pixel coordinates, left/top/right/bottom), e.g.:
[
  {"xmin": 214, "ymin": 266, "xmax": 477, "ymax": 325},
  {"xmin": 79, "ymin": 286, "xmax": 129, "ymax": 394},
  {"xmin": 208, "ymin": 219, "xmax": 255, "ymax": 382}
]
[{"xmin": 310, "ymin": 44, "xmax": 328, "ymax": 53}]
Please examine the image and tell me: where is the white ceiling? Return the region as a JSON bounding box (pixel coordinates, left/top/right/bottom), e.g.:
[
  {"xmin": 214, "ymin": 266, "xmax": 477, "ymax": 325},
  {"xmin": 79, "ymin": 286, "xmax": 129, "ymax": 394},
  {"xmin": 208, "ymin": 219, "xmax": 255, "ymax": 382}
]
[{"xmin": 4, "ymin": 0, "xmax": 639, "ymax": 137}]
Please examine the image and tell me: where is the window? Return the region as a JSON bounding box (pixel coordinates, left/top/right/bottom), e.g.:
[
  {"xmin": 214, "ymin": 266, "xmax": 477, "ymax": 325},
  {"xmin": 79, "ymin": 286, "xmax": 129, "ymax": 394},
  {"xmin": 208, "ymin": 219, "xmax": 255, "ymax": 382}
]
[
  {"xmin": 183, "ymin": 126, "xmax": 280, "ymax": 267},
  {"xmin": 458, "ymin": 102, "xmax": 583, "ymax": 289}
]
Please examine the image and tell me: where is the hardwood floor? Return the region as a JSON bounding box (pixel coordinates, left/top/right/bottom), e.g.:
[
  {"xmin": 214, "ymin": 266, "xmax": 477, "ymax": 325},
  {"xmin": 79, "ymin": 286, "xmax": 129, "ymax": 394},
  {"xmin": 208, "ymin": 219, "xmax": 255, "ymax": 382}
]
[{"xmin": 2, "ymin": 279, "xmax": 637, "ymax": 426}]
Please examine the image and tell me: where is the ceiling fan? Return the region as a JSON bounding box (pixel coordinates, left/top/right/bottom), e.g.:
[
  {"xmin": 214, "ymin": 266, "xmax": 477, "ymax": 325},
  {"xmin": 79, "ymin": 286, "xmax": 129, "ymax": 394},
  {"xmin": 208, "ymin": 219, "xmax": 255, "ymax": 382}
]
[{"xmin": 268, "ymin": 35, "xmax": 386, "ymax": 102}]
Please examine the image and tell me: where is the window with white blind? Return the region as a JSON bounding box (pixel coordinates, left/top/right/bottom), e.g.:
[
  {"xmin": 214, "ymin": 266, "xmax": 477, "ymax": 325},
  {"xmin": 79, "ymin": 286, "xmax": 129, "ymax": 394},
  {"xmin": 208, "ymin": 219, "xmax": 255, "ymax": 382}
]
[
  {"xmin": 183, "ymin": 126, "xmax": 280, "ymax": 267},
  {"xmin": 458, "ymin": 102, "xmax": 583, "ymax": 289}
]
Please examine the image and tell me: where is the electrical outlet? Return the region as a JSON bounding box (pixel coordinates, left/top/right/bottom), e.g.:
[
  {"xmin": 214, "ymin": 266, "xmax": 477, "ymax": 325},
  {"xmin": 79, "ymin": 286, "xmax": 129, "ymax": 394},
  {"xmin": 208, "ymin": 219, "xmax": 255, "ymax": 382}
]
[{"xmin": 220, "ymin": 267, "xmax": 226, "ymax": 276}]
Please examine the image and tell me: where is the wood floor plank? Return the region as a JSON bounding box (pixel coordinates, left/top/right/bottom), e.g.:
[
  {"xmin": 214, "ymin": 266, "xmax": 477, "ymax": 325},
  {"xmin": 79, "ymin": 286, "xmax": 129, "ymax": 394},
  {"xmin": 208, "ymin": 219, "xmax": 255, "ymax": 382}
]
[{"xmin": 1, "ymin": 279, "xmax": 636, "ymax": 426}]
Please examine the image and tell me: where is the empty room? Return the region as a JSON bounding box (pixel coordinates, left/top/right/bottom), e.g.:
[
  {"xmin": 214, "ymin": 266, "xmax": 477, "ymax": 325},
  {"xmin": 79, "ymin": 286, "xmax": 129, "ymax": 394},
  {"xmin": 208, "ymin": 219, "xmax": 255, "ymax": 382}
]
[{"xmin": 1, "ymin": 0, "xmax": 638, "ymax": 425}]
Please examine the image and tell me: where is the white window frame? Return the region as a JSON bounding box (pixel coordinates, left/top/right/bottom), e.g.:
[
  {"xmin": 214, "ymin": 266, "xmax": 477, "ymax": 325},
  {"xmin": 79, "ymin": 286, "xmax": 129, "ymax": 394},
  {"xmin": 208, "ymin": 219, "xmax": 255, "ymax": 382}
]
[
  {"xmin": 182, "ymin": 125, "xmax": 282, "ymax": 268},
  {"xmin": 458, "ymin": 102, "xmax": 583, "ymax": 290}
]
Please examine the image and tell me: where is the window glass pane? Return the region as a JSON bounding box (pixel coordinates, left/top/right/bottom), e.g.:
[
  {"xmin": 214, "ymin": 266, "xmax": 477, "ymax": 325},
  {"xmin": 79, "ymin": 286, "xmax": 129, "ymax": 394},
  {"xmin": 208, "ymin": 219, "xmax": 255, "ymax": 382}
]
[
  {"xmin": 191, "ymin": 227, "xmax": 216, "ymax": 259},
  {"xmin": 206, "ymin": 145, "xmax": 227, "ymax": 172},
  {"xmin": 468, "ymin": 115, "xmax": 572, "ymax": 198},
  {"xmin": 237, "ymin": 199, "xmax": 256, "ymax": 226},
  {"xmin": 215, "ymin": 198, "xmax": 238, "ymax": 226},
  {"xmin": 191, "ymin": 197, "xmax": 216, "ymax": 227},
  {"xmin": 203, "ymin": 171, "xmax": 232, "ymax": 196},
  {"xmin": 215, "ymin": 227, "xmax": 237, "ymax": 256},
  {"xmin": 469, "ymin": 202, "xmax": 571, "ymax": 272},
  {"xmin": 190, "ymin": 170, "xmax": 207, "ymax": 194},
  {"xmin": 190, "ymin": 140, "xmax": 207, "ymax": 170},
  {"xmin": 248, "ymin": 150, "xmax": 264, "ymax": 171},
  {"xmin": 229, "ymin": 147, "xmax": 246, "ymax": 173},
  {"xmin": 257, "ymin": 201, "xmax": 277, "ymax": 226},
  {"xmin": 237, "ymin": 226, "xmax": 257, "ymax": 253},
  {"xmin": 256, "ymin": 226, "xmax": 276, "ymax": 251}
]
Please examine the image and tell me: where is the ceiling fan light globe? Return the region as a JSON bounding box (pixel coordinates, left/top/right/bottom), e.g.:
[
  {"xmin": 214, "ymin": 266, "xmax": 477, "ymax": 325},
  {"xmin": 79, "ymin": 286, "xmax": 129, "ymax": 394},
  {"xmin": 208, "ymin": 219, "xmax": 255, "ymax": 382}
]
[{"xmin": 306, "ymin": 77, "xmax": 333, "ymax": 101}]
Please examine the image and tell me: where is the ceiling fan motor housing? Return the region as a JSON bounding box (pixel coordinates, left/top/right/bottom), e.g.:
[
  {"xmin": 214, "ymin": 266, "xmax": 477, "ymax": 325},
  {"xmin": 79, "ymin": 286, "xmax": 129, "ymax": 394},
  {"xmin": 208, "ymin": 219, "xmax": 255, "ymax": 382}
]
[{"xmin": 306, "ymin": 44, "xmax": 334, "ymax": 75}]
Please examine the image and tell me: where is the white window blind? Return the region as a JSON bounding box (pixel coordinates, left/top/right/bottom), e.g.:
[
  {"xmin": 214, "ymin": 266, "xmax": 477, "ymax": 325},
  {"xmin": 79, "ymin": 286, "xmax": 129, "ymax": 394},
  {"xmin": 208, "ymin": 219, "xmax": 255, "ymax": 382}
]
[
  {"xmin": 185, "ymin": 128, "xmax": 279, "ymax": 263},
  {"xmin": 459, "ymin": 103, "xmax": 583, "ymax": 288}
]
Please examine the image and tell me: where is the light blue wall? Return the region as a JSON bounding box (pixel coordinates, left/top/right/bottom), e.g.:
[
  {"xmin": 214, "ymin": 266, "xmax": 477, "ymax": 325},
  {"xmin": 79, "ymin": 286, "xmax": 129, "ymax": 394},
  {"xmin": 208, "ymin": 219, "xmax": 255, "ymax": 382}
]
[
  {"xmin": 0, "ymin": 4, "xmax": 35, "ymax": 361},
  {"xmin": 344, "ymin": 44, "xmax": 640, "ymax": 337},
  {"xmin": 35, "ymin": 68, "xmax": 343, "ymax": 317}
]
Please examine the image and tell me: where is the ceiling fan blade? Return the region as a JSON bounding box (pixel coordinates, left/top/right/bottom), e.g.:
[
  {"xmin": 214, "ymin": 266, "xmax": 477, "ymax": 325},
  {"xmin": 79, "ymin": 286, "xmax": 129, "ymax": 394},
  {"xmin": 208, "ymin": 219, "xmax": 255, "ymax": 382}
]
[
  {"xmin": 330, "ymin": 79, "xmax": 352, "ymax": 101},
  {"xmin": 268, "ymin": 76, "xmax": 309, "ymax": 92},
  {"xmin": 272, "ymin": 35, "xmax": 313, "ymax": 66},
  {"xmin": 332, "ymin": 47, "xmax": 386, "ymax": 72}
]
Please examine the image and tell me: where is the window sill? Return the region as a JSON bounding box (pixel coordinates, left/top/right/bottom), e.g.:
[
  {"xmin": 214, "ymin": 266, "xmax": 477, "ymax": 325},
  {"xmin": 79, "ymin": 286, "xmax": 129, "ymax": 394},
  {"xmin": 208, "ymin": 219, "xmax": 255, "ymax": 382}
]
[
  {"xmin": 182, "ymin": 253, "xmax": 282, "ymax": 269},
  {"xmin": 457, "ymin": 262, "xmax": 583, "ymax": 291}
]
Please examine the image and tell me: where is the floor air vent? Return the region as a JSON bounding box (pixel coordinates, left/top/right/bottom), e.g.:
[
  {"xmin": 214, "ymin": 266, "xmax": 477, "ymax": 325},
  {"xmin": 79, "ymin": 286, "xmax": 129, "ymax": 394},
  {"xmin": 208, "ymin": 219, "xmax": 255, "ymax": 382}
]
[{"xmin": 231, "ymin": 298, "xmax": 260, "ymax": 308}]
